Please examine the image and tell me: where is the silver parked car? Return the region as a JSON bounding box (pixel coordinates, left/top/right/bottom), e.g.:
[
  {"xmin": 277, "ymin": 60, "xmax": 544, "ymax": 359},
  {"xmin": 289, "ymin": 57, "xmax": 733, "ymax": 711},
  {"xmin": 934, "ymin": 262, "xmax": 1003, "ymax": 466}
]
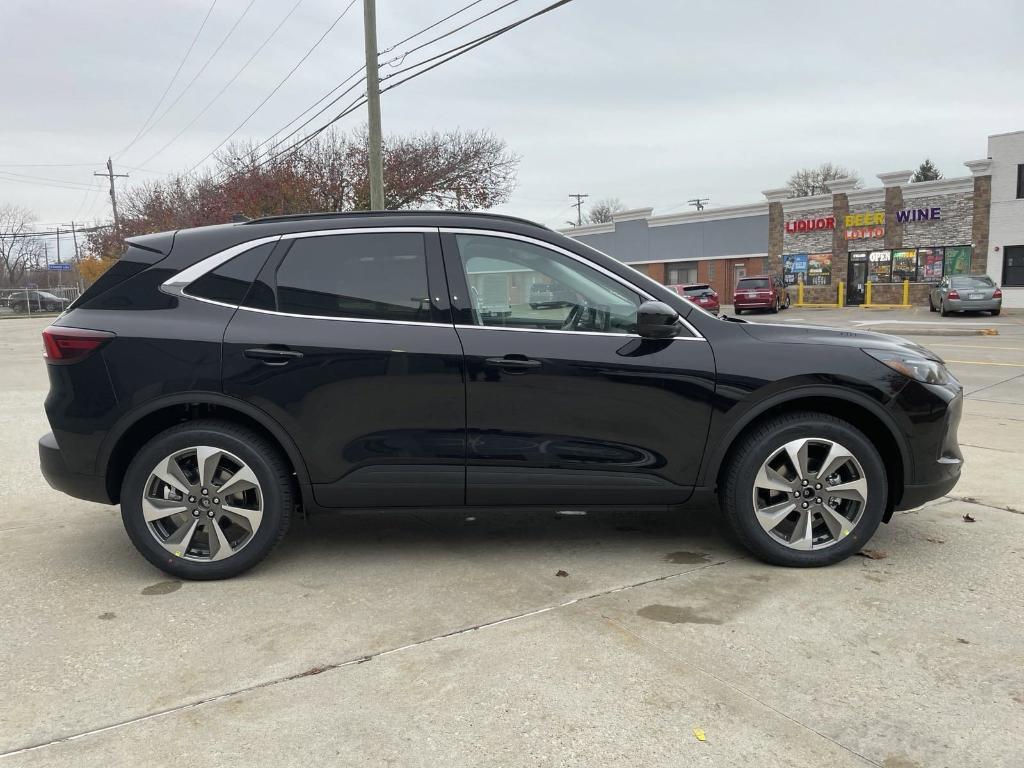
[{"xmin": 929, "ymin": 274, "xmax": 1002, "ymax": 317}]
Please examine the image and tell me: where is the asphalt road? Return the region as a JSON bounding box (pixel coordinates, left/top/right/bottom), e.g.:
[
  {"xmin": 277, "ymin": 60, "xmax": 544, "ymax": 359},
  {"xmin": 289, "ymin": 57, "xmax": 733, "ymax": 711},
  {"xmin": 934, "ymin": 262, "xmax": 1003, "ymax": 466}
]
[{"xmin": 1, "ymin": 311, "xmax": 1022, "ymax": 767}]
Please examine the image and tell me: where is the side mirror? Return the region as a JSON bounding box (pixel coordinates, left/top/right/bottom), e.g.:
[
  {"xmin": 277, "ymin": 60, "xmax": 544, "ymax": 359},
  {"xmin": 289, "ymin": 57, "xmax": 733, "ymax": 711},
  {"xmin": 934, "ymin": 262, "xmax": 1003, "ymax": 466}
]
[{"xmin": 636, "ymin": 300, "xmax": 680, "ymax": 339}]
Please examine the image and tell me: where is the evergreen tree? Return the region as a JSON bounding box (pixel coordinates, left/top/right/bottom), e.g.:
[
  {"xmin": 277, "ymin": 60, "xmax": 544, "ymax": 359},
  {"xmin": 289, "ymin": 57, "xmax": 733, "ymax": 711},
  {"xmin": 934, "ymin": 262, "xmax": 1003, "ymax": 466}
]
[{"xmin": 911, "ymin": 159, "xmax": 942, "ymax": 182}]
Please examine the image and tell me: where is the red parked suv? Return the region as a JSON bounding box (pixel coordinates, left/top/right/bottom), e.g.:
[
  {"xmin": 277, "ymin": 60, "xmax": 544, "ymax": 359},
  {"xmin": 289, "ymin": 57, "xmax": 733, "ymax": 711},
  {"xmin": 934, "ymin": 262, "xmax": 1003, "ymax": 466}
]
[
  {"xmin": 668, "ymin": 283, "xmax": 720, "ymax": 315},
  {"xmin": 733, "ymin": 275, "xmax": 790, "ymax": 314}
]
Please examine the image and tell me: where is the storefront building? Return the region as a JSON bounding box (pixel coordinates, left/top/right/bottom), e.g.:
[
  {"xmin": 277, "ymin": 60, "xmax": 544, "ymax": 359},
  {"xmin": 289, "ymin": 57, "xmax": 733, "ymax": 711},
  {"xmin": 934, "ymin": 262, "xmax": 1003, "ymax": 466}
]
[{"xmin": 565, "ymin": 131, "xmax": 1023, "ymax": 308}]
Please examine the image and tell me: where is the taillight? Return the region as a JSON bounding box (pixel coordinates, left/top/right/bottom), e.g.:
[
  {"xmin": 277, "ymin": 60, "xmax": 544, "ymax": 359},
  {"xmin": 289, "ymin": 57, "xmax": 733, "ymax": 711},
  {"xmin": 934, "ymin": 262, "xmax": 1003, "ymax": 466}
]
[
  {"xmin": 947, "ymin": 290, "xmax": 960, "ymax": 300},
  {"xmin": 993, "ymin": 288, "xmax": 1002, "ymax": 299},
  {"xmin": 42, "ymin": 326, "xmax": 114, "ymax": 363}
]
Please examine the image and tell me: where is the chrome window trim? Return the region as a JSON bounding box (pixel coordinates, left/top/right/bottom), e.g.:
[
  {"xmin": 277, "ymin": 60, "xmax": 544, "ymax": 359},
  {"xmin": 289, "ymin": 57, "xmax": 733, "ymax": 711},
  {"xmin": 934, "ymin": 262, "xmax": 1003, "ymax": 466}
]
[
  {"xmin": 160, "ymin": 225, "xmax": 705, "ymax": 341},
  {"xmin": 440, "ymin": 227, "xmax": 704, "ymax": 340}
]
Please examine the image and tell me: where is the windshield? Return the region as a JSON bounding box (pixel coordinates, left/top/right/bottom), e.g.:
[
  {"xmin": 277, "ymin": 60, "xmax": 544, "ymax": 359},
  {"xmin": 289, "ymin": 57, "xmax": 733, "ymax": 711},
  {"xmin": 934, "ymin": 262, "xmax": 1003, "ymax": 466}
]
[
  {"xmin": 737, "ymin": 278, "xmax": 769, "ymax": 290},
  {"xmin": 951, "ymin": 275, "xmax": 994, "ymax": 289}
]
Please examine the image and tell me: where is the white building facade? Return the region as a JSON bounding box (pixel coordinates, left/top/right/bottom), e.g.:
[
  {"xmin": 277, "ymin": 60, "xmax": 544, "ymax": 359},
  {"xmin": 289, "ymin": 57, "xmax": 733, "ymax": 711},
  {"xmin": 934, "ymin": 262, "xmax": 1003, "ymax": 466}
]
[{"xmin": 986, "ymin": 131, "xmax": 1024, "ymax": 307}]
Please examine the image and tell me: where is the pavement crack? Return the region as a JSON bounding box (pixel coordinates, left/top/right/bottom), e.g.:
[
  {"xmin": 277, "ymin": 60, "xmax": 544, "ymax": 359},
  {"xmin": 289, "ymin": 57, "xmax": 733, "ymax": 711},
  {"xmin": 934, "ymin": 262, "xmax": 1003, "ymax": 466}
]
[
  {"xmin": 0, "ymin": 556, "xmax": 745, "ymax": 760},
  {"xmin": 947, "ymin": 495, "xmax": 1023, "ymax": 515},
  {"xmin": 599, "ymin": 615, "xmax": 883, "ymax": 767}
]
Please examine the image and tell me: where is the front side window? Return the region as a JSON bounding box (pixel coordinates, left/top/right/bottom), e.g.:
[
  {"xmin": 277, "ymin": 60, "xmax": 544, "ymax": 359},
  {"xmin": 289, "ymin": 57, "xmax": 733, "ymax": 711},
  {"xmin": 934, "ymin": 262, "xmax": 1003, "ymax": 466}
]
[
  {"xmin": 455, "ymin": 234, "xmax": 641, "ymax": 335},
  {"xmin": 275, "ymin": 233, "xmax": 430, "ymax": 322}
]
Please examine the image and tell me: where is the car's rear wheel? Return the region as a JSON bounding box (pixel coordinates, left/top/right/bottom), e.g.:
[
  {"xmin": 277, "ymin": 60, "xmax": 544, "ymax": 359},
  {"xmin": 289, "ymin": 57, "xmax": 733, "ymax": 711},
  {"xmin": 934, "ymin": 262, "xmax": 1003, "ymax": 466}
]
[
  {"xmin": 940, "ymin": 300, "xmax": 951, "ymax": 317},
  {"xmin": 992, "ymin": 308, "xmax": 1001, "ymax": 316},
  {"xmin": 734, "ymin": 307, "xmax": 743, "ymax": 315},
  {"xmin": 784, "ymin": 294, "xmax": 791, "ymax": 309},
  {"xmin": 121, "ymin": 420, "xmax": 292, "ymax": 580},
  {"xmin": 771, "ymin": 297, "xmax": 780, "ymax": 313},
  {"xmin": 719, "ymin": 412, "xmax": 887, "ymax": 567},
  {"xmin": 928, "ymin": 295, "xmax": 937, "ymax": 312}
]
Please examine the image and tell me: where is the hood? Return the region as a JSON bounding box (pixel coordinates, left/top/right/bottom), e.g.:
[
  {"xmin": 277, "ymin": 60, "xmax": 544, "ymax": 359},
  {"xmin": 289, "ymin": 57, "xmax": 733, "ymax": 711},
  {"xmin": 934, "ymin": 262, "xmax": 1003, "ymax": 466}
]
[{"xmin": 740, "ymin": 321, "xmax": 942, "ymax": 361}]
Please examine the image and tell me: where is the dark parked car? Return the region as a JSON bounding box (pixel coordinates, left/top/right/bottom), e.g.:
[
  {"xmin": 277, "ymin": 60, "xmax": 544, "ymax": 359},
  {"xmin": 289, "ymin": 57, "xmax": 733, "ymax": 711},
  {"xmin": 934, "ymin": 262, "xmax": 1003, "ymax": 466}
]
[
  {"xmin": 929, "ymin": 274, "xmax": 1002, "ymax": 316},
  {"xmin": 733, "ymin": 275, "xmax": 790, "ymax": 314},
  {"xmin": 669, "ymin": 283, "xmax": 720, "ymax": 315},
  {"xmin": 39, "ymin": 212, "xmax": 963, "ymax": 579},
  {"xmin": 5, "ymin": 290, "xmax": 69, "ymax": 313}
]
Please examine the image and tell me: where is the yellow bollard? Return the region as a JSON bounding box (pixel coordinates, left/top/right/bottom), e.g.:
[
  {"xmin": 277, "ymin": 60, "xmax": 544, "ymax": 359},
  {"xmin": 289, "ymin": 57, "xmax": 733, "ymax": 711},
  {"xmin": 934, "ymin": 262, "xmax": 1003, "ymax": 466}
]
[
  {"xmin": 864, "ymin": 280, "xmax": 872, "ymax": 307},
  {"xmin": 797, "ymin": 281, "xmax": 804, "ymax": 306},
  {"xmin": 902, "ymin": 279, "xmax": 909, "ymax": 306},
  {"xmin": 837, "ymin": 281, "xmax": 844, "ymax": 307}
]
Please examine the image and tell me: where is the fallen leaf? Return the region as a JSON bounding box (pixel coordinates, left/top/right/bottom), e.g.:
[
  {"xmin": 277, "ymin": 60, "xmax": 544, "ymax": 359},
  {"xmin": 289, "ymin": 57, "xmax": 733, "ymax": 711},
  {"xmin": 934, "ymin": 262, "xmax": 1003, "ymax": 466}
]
[
  {"xmin": 693, "ymin": 728, "xmax": 706, "ymax": 742},
  {"xmin": 925, "ymin": 537, "xmax": 945, "ymax": 544},
  {"xmin": 856, "ymin": 549, "xmax": 888, "ymax": 560},
  {"xmin": 555, "ymin": 570, "xmax": 569, "ymax": 578},
  {"xmin": 962, "ymin": 513, "xmax": 976, "ymax": 523}
]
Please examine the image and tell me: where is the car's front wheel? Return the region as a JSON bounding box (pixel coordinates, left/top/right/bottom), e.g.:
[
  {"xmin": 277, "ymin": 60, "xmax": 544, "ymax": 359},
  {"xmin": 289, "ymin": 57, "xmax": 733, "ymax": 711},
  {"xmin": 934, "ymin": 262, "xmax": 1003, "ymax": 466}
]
[
  {"xmin": 121, "ymin": 420, "xmax": 293, "ymax": 580},
  {"xmin": 719, "ymin": 412, "xmax": 887, "ymax": 567}
]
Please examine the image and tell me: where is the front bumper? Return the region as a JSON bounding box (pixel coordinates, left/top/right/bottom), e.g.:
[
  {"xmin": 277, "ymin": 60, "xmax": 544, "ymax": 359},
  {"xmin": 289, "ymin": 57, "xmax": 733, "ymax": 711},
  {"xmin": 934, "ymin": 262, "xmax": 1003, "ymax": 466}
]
[
  {"xmin": 891, "ymin": 388, "xmax": 963, "ymax": 511},
  {"xmin": 39, "ymin": 432, "xmax": 113, "ymax": 504}
]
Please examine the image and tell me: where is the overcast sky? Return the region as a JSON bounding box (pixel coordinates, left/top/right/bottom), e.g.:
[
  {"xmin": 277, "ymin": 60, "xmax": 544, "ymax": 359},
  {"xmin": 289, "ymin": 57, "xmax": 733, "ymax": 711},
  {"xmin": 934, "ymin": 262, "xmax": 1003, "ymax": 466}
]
[{"xmin": 3, "ymin": 0, "xmax": 1023, "ymax": 254}]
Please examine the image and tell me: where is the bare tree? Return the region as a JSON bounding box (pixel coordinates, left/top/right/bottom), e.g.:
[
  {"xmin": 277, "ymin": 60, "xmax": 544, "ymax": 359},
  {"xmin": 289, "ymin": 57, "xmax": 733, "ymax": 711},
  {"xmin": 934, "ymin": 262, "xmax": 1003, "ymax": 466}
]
[
  {"xmin": 87, "ymin": 128, "xmax": 519, "ymax": 258},
  {"xmin": 911, "ymin": 159, "xmax": 942, "ymax": 182},
  {"xmin": 786, "ymin": 163, "xmax": 860, "ymax": 197},
  {"xmin": 0, "ymin": 205, "xmax": 44, "ymax": 287},
  {"xmin": 587, "ymin": 198, "xmax": 626, "ymax": 224}
]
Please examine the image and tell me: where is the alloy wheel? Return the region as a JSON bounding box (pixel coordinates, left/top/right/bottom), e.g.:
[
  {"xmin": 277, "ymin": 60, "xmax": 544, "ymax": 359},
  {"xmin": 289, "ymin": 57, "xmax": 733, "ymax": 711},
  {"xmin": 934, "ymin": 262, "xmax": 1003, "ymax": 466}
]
[
  {"xmin": 751, "ymin": 437, "xmax": 868, "ymax": 550},
  {"xmin": 142, "ymin": 446, "xmax": 264, "ymax": 562}
]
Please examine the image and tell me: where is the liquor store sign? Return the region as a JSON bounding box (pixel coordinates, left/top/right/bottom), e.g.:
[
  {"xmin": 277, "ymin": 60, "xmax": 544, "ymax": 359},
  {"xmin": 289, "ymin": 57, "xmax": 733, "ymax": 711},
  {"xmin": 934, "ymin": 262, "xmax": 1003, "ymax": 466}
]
[{"xmin": 844, "ymin": 211, "xmax": 885, "ymax": 240}]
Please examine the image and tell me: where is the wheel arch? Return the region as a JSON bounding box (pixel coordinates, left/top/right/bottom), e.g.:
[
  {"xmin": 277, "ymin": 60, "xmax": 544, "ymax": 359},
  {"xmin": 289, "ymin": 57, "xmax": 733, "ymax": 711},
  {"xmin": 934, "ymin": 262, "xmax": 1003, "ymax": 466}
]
[
  {"xmin": 705, "ymin": 387, "xmax": 909, "ymax": 517},
  {"xmin": 99, "ymin": 392, "xmax": 311, "ymax": 505}
]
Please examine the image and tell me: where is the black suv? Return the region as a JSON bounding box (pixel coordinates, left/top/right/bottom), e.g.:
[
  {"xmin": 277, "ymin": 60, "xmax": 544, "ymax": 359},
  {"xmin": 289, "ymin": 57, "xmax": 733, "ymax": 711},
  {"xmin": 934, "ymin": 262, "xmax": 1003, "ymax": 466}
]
[{"xmin": 39, "ymin": 212, "xmax": 963, "ymax": 579}]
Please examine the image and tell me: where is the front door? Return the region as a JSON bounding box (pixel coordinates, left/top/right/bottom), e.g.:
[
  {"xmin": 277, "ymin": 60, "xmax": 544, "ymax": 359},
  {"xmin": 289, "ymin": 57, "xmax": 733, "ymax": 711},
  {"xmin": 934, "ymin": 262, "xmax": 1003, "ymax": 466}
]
[
  {"xmin": 441, "ymin": 231, "xmax": 716, "ymax": 507},
  {"xmin": 222, "ymin": 229, "xmax": 466, "ymax": 508},
  {"xmin": 847, "ymin": 254, "xmax": 867, "ymax": 305}
]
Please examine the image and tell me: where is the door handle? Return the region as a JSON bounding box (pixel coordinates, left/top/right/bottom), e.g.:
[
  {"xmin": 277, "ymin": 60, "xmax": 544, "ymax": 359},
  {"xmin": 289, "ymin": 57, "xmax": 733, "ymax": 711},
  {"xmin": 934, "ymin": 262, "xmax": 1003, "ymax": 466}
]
[
  {"xmin": 484, "ymin": 356, "xmax": 541, "ymax": 370},
  {"xmin": 244, "ymin": 347, "xmax": 304, "ymax": 365}
]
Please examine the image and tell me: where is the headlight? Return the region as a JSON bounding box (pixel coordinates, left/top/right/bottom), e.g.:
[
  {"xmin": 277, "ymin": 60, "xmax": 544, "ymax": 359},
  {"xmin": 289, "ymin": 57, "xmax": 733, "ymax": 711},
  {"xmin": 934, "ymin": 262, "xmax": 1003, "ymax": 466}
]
[{"xmin": 863, "ymin": 348, "xmax": 951, "ymax": 385}]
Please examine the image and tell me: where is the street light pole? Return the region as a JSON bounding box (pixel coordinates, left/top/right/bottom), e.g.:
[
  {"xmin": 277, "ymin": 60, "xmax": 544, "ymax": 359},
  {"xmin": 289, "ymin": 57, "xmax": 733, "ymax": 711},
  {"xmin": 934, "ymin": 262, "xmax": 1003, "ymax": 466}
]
[{"xmin": 363, "ymin": 0, "xmax": 384, "ymax": 210}]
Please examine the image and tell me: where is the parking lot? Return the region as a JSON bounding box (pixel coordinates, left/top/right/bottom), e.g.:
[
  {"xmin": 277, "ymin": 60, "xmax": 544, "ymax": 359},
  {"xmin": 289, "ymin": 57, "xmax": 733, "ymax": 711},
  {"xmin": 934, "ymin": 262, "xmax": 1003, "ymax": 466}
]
[{"xmin": 1, "ymin": 309, "xmax": 1022, "ymax": 767}]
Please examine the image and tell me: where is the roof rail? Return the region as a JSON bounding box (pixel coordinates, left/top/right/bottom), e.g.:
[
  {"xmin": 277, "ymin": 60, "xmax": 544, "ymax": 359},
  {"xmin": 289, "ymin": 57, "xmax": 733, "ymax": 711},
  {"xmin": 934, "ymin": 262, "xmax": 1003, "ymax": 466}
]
[{"xmin": 240, "ymin": 210, "xmax": 550, "ymax": 229}]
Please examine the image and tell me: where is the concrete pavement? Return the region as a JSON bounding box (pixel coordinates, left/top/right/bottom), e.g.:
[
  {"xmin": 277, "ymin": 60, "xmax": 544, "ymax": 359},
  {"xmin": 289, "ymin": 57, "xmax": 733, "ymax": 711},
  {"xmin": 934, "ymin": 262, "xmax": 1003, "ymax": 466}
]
[{"xmin": 1, "ymin": 311, "xmax": 1022, "ymax": 767}]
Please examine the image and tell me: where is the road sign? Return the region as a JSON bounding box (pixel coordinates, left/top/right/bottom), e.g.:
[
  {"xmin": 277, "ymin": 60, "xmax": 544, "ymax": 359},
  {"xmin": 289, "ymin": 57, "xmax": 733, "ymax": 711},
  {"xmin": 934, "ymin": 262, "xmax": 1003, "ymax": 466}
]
[{"xmin": 48, "ymin": 263, "xmax": 72, "ymax": 271}]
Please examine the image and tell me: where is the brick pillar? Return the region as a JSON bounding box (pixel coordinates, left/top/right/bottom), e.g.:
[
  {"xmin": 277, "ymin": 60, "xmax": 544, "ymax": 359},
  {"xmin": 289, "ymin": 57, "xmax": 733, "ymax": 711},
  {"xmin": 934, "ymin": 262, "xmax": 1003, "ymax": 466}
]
[
  {"xmin": 884, "ymin": 186, "xmax": 904, "ymax": 249},
  {"xmin": 762, "ymin": 188, "xmax": 788, "ymax": 277},
  {"xmin": 971, "ymin": 174, "xmax": 992, "ymax": 275}
]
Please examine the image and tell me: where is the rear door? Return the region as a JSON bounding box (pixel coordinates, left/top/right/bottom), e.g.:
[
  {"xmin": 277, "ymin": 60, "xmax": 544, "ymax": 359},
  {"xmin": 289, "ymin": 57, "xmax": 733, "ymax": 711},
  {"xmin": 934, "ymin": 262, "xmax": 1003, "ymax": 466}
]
[
  {"xmin": 221, "ymin": 228, "xmax": 466, "ymax": 508},
  {"xmin": 440, "ymin": 230, "xmax": 716, "ymax": 507}
]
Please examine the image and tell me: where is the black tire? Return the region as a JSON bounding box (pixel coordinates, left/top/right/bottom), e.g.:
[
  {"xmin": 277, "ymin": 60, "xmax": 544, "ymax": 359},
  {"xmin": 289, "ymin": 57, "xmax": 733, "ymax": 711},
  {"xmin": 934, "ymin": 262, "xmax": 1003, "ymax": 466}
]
[
  {"xmin": 771, "ymin": 298, "xmax": 780, "ymax": 314},
  {"xmin": 991, "ymin": 309, "xmax": 1001, "ymax": 316},
  {"xmin": 734, "ymin": 307, "xmax": 743, "ymax": 316},
  {"xmin": 940, "ymin": 301, "xmax": 951, "ymax": 317},
  {"xmin": 121, "ymin": 420, "xmax": 293, "ymax": 580},
  {"xmin": 719, "ymin": 412, "xmax": 887, "ymax": 567},
  {"xmin": 784, "ymin": 294, "xmax": 791, "ymax": 309},
  {"xmin": 928, "ymin": 295, "xmax": 937, "ymax": 312}
]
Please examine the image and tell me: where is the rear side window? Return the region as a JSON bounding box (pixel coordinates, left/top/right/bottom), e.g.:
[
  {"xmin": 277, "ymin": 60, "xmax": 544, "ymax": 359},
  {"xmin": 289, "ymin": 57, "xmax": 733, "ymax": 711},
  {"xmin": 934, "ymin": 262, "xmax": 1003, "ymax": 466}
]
[
  {"xmin": 275, "ymin": 233, "xmax": 430, "ymax": 322},
  {"xmin": 188, "ymin": 243, "xmax": 275, "ymax": 305},
  {"xmin": 738, "ymin": 278, "xmax": 769, "ymax": 289}
]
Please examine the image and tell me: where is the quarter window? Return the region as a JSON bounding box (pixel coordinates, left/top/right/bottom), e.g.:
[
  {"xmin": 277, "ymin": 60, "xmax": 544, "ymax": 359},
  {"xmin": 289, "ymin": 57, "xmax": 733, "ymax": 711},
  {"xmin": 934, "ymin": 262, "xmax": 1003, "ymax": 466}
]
[
  {"xmin": 275, "ymin": 233, "xmax": 431, "ymax": 322},
  {"xmin": 188, "ymin": 243, "xmax": 276, "ymax": 305},
  {"xmin": 455, "ymin": 234, "xmax": 642, "ymax": 335}
]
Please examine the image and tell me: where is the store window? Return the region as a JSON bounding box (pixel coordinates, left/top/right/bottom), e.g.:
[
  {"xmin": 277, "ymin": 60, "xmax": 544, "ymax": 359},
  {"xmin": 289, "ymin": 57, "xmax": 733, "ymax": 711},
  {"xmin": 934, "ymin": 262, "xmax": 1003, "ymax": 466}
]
[
  {"xmin": 867, "ymin": 251, "xmax": 891, "ymax": 282},
  {"xmin": 916, "ymin": 248, "xmax": 944, "ymax": 282},
  {"xmin": 1017, "ymin": 164, "xmax": 1024, "ymax": 199},
  {"xmin": 891, "ymin": 250, "xmax": 917, "ymax": 282},
  {"xmin": 666, "ymin": 261, "xmax": 698, "ymax": 285},
  {"xmin": 944, "ymin": 246, "xmax": 972, "ymax": 276},
  {"xmin": 1003, "ymin": 246, "xmax": 1024, "ymax": 287}
]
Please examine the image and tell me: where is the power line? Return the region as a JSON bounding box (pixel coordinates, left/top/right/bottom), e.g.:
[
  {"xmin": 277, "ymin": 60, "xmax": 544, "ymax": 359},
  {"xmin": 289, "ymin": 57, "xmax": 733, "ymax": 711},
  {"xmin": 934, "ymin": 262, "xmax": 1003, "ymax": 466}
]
[
  {"xmin": 115, "ymin": 0, "xmax": 219, "ymax": 159},
  {"xmin": 183, "ymin": 0, "xmax": 360, "ymax": 174},
  {"xmin": 134, "ymin": 0, "xmax": 300, "ymax": 169},
  {"xmin": 118, "ymin": 0, "xmax": 258, "ymax": 163},
  {"xmin": 380, "ymin": 0, "xmax": 488, "ymax": 54},
  {"xmin": 251, "ymin": 0, "xmax": 575, "ymax": 174},
  {"xmin": 380, "ymin": 0, "xmax": 521, "ymax": 70},
  {"xmin": 0, "ymin": 171, "xmax": 94, "ymax": 191}
]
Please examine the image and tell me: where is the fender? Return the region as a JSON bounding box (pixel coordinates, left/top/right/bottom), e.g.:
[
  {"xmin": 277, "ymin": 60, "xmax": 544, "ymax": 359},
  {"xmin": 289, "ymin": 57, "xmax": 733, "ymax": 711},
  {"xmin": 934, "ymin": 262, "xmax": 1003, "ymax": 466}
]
[
  {"xmin": 96, "ymin": 390, "xmax": 312, "ymax": 488},
  {"xmin": 696, "ymin": 384, "xmax": 912, "ymax": 488}
]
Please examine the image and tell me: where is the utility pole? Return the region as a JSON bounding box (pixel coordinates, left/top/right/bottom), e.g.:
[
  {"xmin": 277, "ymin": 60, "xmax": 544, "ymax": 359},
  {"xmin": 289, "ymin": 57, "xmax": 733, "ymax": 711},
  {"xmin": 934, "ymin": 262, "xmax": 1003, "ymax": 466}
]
[
  {"xmin": 94, "ymin": 157, "xmax": 129, "ymax": 230},
  {"xmin": 56, "ymin": 227, "xmax": 63, "ymax": 288},
  {"xmin": 569, "ymin": 193, "xmax": 589, "ymax": 226},
  {"xmin": 687, "ymin": 197, "xmax": 709, "ymax": 212},
  {"xmin": 363, "ymin": 0, "xmax": 384, "ymax": 210},
  {"xmin": 69, "ymin": 221, "xmax": 80, "ymax": 262}
]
